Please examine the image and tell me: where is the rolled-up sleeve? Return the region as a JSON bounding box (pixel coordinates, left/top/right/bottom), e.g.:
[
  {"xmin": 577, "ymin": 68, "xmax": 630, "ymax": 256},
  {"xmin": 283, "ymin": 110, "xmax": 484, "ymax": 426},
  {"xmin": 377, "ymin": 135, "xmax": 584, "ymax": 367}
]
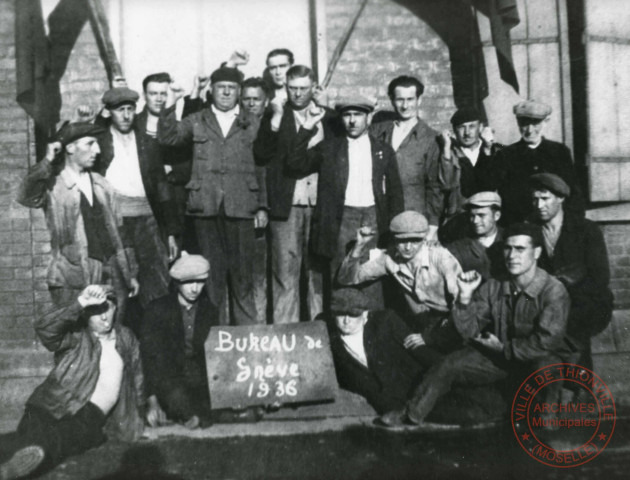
[{"xmin": 337, "ymin": 250, "xmax": 389, "ymax": 285}]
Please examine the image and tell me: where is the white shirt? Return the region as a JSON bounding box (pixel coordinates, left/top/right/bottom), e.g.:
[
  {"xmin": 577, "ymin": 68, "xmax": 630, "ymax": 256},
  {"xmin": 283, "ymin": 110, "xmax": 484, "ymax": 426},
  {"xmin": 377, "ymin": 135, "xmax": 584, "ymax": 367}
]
[
  {"xmin": 341, "ymin": 330, "xmax": 369, "ymax": 368},
  {"xmin": 212, "ymin": 104, "xmax": 240, "ymax": 137},
  {"xmin": 477, "ymin": 230, "xmax": 498, "ymax": 248},
  {"xmin": 66, "ymin": 167, "xmax": 93, "ymax": 205},
  {"xmin": 292, "ymin": 105, "xmax": 321, "ymax": 206},
  {"xmin": 391, "ymin": 118, "xmax": 417, "ymax": 152},
  {"xmin": 106, "ymin": 127, "xmax": 147, "ymax": 198},
  {"xmin": 345, "ymin": 134, "xmax": 375, "ymax": 207},
  {"xmin": 90, "ymin": 332, "xmax": 124, "ymax": 415},
  {"xmin": 461, "ymin": 141, "xmax": 482, "ymax": 166}
]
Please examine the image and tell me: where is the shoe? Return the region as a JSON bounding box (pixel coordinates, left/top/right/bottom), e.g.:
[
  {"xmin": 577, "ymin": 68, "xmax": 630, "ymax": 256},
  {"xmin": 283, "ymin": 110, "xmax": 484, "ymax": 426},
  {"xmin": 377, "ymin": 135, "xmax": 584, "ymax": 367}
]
[
  {"xmin": 374, "ymin": 409, "xmax": 412, "ymax": 429},
  {"xmin": 0, "ymin": 445, "xmax": 45, "ymax": 480}
]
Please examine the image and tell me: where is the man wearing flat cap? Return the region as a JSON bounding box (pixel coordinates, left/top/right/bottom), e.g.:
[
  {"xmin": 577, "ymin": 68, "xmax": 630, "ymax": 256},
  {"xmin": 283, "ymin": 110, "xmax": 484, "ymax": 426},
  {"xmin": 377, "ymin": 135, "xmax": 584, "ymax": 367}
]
[
  {"xmin": 287, "ymin": 96, "xmax": 404, "ymax": 308},
  {"xmin": 379, "ymin": 223, "xmax": 574, "ymax": 428},
  {"xmin": 490, "ymin": 99, "xmax": 584, "ymax": 225},
  {"xmin": 91, "ymin": 86, "xmax": 180, "ymax": 327},
  {"xmin": 529, "ymin": 173, "xmax": 613, "ymax": 372},
  {"xmin": 370, "ymin": 76, "xmax": 441, "ymax": 237},
  {"xmin": 139, "ymin": 252, "xmax": 219, "ymax": 429},
  {"xmin": 159, "ymin": 66, "xmax": 268, "ymax": 325},
  {"xmin": 446, "ymin": 192, "xmax": 506, "ymax": 280},
  {"xmin": 17, "ymin": 123, "xmax": 139, "ymax": 309},
  {"xmin": 338, "ymin": 211, "xmax": 462, "ymax": 351}
]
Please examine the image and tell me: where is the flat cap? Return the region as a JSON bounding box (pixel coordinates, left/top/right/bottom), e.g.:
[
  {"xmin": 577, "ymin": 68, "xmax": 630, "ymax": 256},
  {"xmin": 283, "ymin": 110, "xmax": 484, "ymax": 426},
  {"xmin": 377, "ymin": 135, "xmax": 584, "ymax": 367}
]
[
  {"xmin": 464, "ymin": 191, "xmax": 502, "ymax": 209},
  {"xmin": 389, "ymin": 211, "xmax": 429, "ymax": 239},
  {"xmin": 335, "ymin": 94, "xmax": 376, "ymax": 113},
  {"xmin": 331, "ymin": 288, "xmax": 370, "ymax": 317},
  {"xmin": 450, "ymin": 106, "xmax": 482, "ymax": 126},
  {"xmin": 169, "ymin": 252, "xmax": 210, "ymax": 282},
  {"xmin": 210, "ymin": 66, "xmax": 244, "ymax": 85},
  {"xmin": 529, "ymin": 173, "xmax": 570, "ymax": 198},
  {"xmin": 513, "ymin": 100, "xmax": 552, "ymax": 119},
  {"xmin": 54, "ymin": 122, "xmax": 106, "ymax": 146},
  {"xmin": 102, "ymin": 87, "xmax": 140, "ymax": 109},
  {"xmin": 504, "ymin": 222, "xmax": 544, "ymax": 247}
]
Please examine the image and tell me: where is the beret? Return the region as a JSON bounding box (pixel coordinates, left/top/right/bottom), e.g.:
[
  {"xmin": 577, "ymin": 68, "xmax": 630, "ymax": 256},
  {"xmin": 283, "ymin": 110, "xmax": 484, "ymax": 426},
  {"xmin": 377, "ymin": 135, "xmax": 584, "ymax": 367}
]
[
  {"xmin": 389, "ymin": 211, "xmax": 429, "ymax": 239},
  {"xmin": 169, "ymin": 252, "xmax": 210, "ymax": 282},
  {"xmin": 335, "ymin": 94, "xmax": 376, "ymax": 113},
  {"xmin": 504, "ymin": 222, "xmax": 544, "ymax": 247},
  {"xmin": 513, "ymin": 100, "xmax": 552, "ymax": 119},
  {"xmin": 464, "ymin": 191, "xmax": 502, "ymax": 209},
  {"xmin": 54, "ymin": 122, "xmax": 106, "ymax": 146},
  {"xmin": 331, "ymin": 288, "xmax": 370, "ymax": 317},
  {"xmin": 210, "ymin": 66, "xmax": 244, "ymax": 85},
  {"xmin": 450, "ymin": 106, "xmax": 482, "ymax": 126},
  {"xmin": 102, "ymin": 87, "xmax": 140, "ymax": 108},
  {"xmin": 529, "ymin": 173, "xmax": 570, "ymax": 198}
]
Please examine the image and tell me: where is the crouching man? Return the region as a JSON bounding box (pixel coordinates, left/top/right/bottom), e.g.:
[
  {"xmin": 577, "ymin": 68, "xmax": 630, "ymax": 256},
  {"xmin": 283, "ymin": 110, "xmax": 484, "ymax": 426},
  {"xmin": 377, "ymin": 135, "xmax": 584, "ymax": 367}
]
[
  {"xmin": 0, "ymin": 285, "xmax": 147, "ymax": 479},
  {"xmin": 379, "ymin": 223, "xmax": 574, "ymax": 428}
]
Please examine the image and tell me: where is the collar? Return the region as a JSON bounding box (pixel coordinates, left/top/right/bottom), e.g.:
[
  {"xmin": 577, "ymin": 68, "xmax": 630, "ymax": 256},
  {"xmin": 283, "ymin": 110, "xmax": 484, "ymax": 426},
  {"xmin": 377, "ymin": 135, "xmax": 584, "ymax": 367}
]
[
  {"xmin": 212, "ymin": 104, "xmax": 240, "ymax": 118},
  {"xmin": 543, "ymin": 209, "xmax": 564, "ymax": 232},
  {"xmin": 393, "ymin": 117, "xmax": 418, "ymax": 130},
  {"xmin": 60, "ymin": 167, "xmax": 104, "ymax": 190},
  {"xmin": 347, "ymin": 132, "xmax": 370, "ymax": 145},
  {"xmin": 500, "ymin": 267, "xmax": 548, "ymax": 298}
]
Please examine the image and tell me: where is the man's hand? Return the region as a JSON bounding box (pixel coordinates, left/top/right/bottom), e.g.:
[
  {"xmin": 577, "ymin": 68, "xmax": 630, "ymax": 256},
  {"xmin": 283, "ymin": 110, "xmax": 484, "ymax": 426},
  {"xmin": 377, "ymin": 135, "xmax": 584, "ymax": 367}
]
[
  {"xmin": 456, "ymin": 271, "xmax": 482, "ymax": 305},
  {"xmin": 472, "ymin": 332, "xmax": 503, "ymax": 353},
  {"xmin": 227, "ymin": 49, "xmax": 250, "ymax": 67},
  {"xmin": 312, "ymin": 86, "xmax": 329, "ymax": 108},
  {"xmin": 480, "ymin": 126, "xmax": 495, "ymax": 149},
  {"xmin": 303, "ymin": 106, "xmax": 326, "ymax": 130},
  {"xmin": 440, "ymin": 129, "xmax": 453, "ymax": 159},
  {"xmin": 166, "ymin": 82, "xmax": 185, "ymax": 108},
  {"xmin": 403, "ymin": 333, "xmax": 425, "ymax": 349},
  {"xmin": 167, "ymin": 235, "xmax": 179, "ymax": 262},
  {"xmin": 190, "ymin": 75, "xmax": 210, "ymax": 100},
  {"xmin": 78, "ymin": 285, "xmax": 109, "ymax": 308},
  {"xmin": 112, "ymin": 76, "xmax": 128, "ymax": 88},
  {"xmin": 74, "ymin": 105, "xmax": 96, "ymax": 122},
  {"xmin": 355, "ymin": 226, "xmax": 376, "ymax": 252},
  {"xmin": 128, "ymin": 278, "xmax": 140, "ymax": 298},
  {"xmin": 146, "ymin": 395, "xmax": 168, "ymax": 428},
  {"xmin": 254, "ymin": 209, "xmax": 269, "ymax": 229},
  {"xmin": 269, "ymin": 95, "xmax": 286, "ymax": 117},
  {"xmin": 45, "ymin": 142, "xmax": 63, "ymax": 162}
]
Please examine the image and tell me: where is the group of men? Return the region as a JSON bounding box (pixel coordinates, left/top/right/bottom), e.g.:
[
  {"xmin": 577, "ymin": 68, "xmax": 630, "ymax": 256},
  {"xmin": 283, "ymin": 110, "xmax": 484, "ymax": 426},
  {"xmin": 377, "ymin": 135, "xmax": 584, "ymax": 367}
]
[{"xmin": 1, "ymin": 45, "xmax": 614, "ymax": 478}]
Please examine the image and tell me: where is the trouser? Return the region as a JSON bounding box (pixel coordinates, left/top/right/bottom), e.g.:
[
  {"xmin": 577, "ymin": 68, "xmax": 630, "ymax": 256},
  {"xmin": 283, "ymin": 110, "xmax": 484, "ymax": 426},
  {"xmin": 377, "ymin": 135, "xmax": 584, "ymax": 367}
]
[
  {"xmin": 194, "ymin": 214, "xmax": 259, "ymax": 325},
  {"xmin": 270, "ymin": 206, "xmax": 324, "ymax": 323},
  {"xmin": 156, "ymin": 358, "xmax": 210, "ymax": 423},
  {"xmin": 332, "ymin": 205, "xmax": 383, "ymax": 310},
  {"xmin": 14, "ymin": 403, "xmax": 106, "ymax": 468},
  {"xmin": 408, "ymin": 309, "xmax": 464, "ymax": 354},
  {"xmin": 405, "ymin": 346, "xmax": 563, "ymax": 424}
]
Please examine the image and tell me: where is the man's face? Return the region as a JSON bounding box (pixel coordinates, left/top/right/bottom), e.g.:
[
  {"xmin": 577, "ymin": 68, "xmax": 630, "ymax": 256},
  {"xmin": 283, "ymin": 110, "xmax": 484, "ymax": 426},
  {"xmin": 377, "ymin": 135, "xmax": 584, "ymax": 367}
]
[
  {"xmin": 144, "ymin": 81, "xmax": 169, "ymax": 115},
  {"xmin": 391, "ymin": 86, "xmax": 420, "ymax": 121},
  {"xmin": 341, "ymin": 109, "xmax": 372, "ymax": 138},
  {"xmin": 454, "ymin": 120, "xmax": 481, "ymax": 148},
  {"xmin": 532, "ymin": 189, "xmax": 564, "ymax": 222},
  {"xmin": 503, "ymin": 235, "xmax": 541, "ymax": 277},
  {"xmin": 211, "ymin": 81, "xmax": 240, "ymax": 112},
  {"xmin": 517, "ymin": 117, "xmax": 547, "ymax": 145},
  {"xmin": 335, "ymin": 312, "xmax": 367, "ymax": 336},
  {"xmin": 241, "ymin": 86, "xmax": 267, "ymax": 117},
  {"xmin": 287, "ymin": 76, "xmax": 314, "ymax": 110},
  {"xmin": 469, "ymin": 206, "xmax": 500, "ymax": 237},
  {"xmin": 87, "ymin": 300, "xmax": 116, "ymax": 335},
  {"xmin": 267, "ymin": 54, "xmax": 292, "ymax": 88},
  {"xmin": 394, "ymin": 238, "xmax": 423, "ymax": 262},
  {"xmin": 68, "ymin": 136, "xmax": 100, "ymax": 170},
  {"xmin": 177, "ymin": 280, "xmax": 205, "ymax": 305},
  {"xmin": 110, "ymin": 104, "xmax": 135, "ymax": 133}
]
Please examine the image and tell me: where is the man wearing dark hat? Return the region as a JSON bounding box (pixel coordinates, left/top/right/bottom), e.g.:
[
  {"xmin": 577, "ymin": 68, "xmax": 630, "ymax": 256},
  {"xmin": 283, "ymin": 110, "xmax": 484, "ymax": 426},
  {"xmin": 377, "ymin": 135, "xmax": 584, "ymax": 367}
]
[
  {"xmin": 439, "ymin": 106, "xmax": 500, "ymax": 217},
  {"xmin": 158, "ymin": 66, "xmax": 268, "ymax": 325},
  {"xmin": 17, "ymin": 123, "xmax": 139, "ymax": 308},
  {"xmin": 139, "ymin": 252, "xmax": 219, "ymax": 429},
  {"xmin": 287, "ymin": 96, "xmax": 404, "ymax": 308},
  {"xmin": 379, "ymin": 223, "xmax": 573, "ymax": 428},
  {"xmin": 490, "ymin": 99, "xmax": 584, "ymax": 225},
  {"xmin": 446, "ymin": 191, "xmax": 505, "ymax": 280},
  {"xmin": 529, "ymin": 173, "xmax": 613, "ymax": 371},
  {"xmin": 371, "ymin": 75, "xmax": 442, "ymax": 238}
]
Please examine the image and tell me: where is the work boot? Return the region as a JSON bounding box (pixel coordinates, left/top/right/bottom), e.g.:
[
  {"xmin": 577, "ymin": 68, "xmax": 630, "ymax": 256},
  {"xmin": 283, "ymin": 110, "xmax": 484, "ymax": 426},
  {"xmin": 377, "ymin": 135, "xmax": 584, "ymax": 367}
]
[
  {"xmin": 0, "ymin": 445, "xmax": 45, "ymax": 480},
  {"xmin": 375, "ymin": 409, "xmax": 412, "ymax": 429}
]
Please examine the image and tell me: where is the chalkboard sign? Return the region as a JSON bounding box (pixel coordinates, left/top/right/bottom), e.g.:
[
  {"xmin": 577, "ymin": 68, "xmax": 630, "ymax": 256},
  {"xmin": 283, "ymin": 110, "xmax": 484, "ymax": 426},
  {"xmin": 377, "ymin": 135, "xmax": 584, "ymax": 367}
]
[{"xmin": 205, "ymin": 321, "xmax": 339, "ymax": 409}]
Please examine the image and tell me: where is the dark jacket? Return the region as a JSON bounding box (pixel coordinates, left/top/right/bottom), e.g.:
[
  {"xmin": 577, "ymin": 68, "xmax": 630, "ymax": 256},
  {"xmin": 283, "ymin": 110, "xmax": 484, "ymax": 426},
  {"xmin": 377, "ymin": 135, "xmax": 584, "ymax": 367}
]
[
  {"xmin": 254, "ymin": 106, "xmax": 343, "ymax": 219},
  {"xmin": 158, "ymin": 105, "xmax": 267, "ymax": 219},
  {"xmin": 287, "ymin": 129, "xmax": 404, "ymax": 258},
  {"xmin": 27, "ymin": 301, "xmax": 145, "ymax": 442},
  {"xmin": 534, "ymin": 213, "xmax": 614, "ymax": 338},
  {"xmin": 94, "ymin": 110, "xmax": 180, "ymax": 237},
  {"xmin": 139, "ymin": 291, "xmax": 219, "ymax": 399},
  {"xmin": 446, "ymin": 228, "xmax": 505, "ymax": 280},
  {"xmin": 330, "ymin": 309, "xmax": 440, "ymax": 414}
]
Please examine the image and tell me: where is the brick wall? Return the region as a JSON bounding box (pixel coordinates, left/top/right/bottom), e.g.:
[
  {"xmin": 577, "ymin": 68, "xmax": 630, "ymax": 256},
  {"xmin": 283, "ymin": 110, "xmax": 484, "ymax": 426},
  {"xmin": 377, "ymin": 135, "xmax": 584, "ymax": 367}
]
[
  {"xmin": 324, "ymin": 0, "xmax": 455, "ymax": 132},
  {"xmin": 603, "ymin": 224, "xmax": 630, "ymax": 309}
]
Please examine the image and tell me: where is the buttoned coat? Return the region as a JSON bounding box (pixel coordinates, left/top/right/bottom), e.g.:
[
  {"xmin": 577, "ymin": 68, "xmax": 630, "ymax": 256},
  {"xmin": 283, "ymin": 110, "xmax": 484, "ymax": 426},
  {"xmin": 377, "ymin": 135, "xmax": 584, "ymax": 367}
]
[
  {"xmin": 287, "ymin": 129, "xmax": 404, "ymax": 259},
  {"xmin": 158, "ymin": 105, "xmax": 267, "ymax": 219}
]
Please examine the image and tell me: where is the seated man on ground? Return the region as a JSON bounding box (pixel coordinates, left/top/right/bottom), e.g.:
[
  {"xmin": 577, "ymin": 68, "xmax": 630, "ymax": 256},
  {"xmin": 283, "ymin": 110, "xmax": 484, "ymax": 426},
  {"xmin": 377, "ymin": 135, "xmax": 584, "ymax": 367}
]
[
  {"xmin": 0, "ymin": 285, "xmax": 147, "ymax": 480},
  {"xmin": 379, "ymin": 223, "xmax": 574, "ymax": 428}
]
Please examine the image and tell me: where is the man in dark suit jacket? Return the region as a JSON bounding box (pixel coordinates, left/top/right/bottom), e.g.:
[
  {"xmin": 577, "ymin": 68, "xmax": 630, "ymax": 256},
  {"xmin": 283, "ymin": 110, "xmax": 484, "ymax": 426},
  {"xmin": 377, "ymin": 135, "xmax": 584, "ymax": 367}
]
[
  {"xmin": 254, "ymin": 65, "xmax": 343, "ymax": 324},
  {"xmin": 139, "ymin": 253, "xmax": 219, "ymax": 429},
  {"xmin": 287, "ymin": 95, "xmax": 404, "ymax": 309}
]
